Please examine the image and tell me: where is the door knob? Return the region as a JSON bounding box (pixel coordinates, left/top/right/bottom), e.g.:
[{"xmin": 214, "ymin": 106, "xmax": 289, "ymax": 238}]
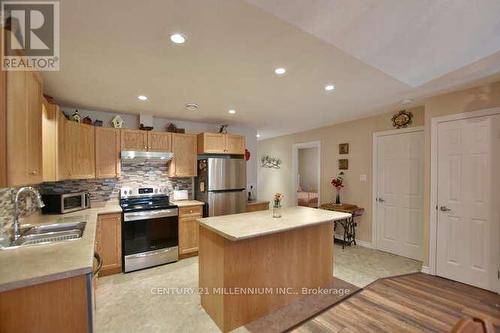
[
  {"xmin": 440, "ymin": 206, "xmax": 451, "ymax": 212},
  {"xmin": 377, "ymin": 197, "xmax": 385, "ymax": 202}
]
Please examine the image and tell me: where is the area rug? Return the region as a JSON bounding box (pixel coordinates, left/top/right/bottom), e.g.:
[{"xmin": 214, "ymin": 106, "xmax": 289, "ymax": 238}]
[{"xmin": 234, "ymin": 277, "xmax": 360, "ymax": 333}]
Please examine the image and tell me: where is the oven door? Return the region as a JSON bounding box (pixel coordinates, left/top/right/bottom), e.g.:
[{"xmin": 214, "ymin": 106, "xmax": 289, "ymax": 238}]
[{"xmin": 122, "ymin": 208, "xmax": 179, "ymax": 272}]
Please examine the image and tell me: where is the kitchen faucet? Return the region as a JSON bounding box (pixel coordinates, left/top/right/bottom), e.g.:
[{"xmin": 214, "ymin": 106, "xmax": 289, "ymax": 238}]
[{"xmin": 12, "ymin": 187, "xmax": 45, "ymax": 242}]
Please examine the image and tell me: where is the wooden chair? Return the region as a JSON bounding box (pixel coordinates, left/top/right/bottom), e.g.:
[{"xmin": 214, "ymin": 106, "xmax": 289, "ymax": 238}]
[{"xmin": 451, "ymin": 317, "xmax": 494, "ymax": 333}]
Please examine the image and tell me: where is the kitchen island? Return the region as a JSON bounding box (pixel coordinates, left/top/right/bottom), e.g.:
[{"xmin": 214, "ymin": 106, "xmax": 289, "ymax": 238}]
[{"xmin": 197, "ymin": 206, "xmax": 351, "ymax": 332}]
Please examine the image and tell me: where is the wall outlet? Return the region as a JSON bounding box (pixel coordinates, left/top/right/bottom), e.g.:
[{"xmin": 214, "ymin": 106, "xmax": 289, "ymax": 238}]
[{"xmin": 359, "ymin": 174, "xmax": 367, "ymax": 182}]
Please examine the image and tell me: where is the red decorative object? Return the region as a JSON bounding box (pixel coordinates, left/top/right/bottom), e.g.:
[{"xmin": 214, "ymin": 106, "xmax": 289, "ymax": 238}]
[{"xmin": 244, "ymin": 149, "xmax": 251, "ymax": 161}]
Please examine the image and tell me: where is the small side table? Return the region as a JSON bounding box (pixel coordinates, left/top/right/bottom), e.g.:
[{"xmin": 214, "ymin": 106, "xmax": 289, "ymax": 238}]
[{"xmin": 320, "ymin": 203, "xmax": 364, "ymax": 248}]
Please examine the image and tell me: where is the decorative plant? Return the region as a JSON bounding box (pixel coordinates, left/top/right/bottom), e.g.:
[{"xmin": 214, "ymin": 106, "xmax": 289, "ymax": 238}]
[
  {"xmin": 331, "ymin": 172, "xmax": 345, "ymax": 204},
  {"xmin": 273, "ymin": 193, "xmax": 284, "ymax": 218},
  {"xmin": 273, "ymin": 193, "xmax": 284, "ymax": 208}
]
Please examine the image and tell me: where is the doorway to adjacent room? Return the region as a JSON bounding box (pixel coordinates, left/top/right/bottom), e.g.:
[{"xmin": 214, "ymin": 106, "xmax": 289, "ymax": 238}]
[{"xmin": 292, "ymin": 141, "xmax": 321, "ymax": 208}]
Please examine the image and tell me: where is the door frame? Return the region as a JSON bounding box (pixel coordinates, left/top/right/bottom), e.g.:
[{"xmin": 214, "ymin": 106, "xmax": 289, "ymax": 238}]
[
  {"xmin": 429, "ymin": 107, "xmax": 500, "ymax": 280},
  {"xmin": 372, "ymin": 126, "xmax": 424, "ymax": 255},
  {"xmin": 292, "ymin": 141, "xmax": 321, "ymax": 206}
]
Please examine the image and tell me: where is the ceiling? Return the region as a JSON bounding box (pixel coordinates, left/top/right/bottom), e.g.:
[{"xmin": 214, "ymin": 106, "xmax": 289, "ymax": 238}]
[{"xmin": 42, "ymin": 0, "xmax": 500, "ymax": 139}]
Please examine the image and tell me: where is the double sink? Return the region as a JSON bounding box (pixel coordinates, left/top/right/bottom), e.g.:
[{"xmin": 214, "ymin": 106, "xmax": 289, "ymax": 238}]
[{"xmin": 1, "ymin": 220, "xmax": 87, "ymax": 249}]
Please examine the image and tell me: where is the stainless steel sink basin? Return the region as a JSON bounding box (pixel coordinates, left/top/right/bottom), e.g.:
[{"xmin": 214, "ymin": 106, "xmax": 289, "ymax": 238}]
[
  {"xmin": 22, "ymin": 221, "xmax": 86, "ymax": 235},
  {"xmin": 15, "ymin": 229, "xmax": 83, "ymax": 246},
  {"xmin": 1, "ymin": 220, "xmax": 87, "ymax": 249}
]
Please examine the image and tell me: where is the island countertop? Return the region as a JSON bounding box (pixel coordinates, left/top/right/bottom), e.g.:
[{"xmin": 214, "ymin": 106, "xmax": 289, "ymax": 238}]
[{"xmin": 197, "ymin": 206, "xmax": 351, "ymax": 241}]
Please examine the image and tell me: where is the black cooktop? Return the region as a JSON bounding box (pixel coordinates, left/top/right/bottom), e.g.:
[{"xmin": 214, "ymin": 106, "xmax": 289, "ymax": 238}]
[{"xmin": 120, "ymin": 195, "xmax": 177, "ymax": 213}]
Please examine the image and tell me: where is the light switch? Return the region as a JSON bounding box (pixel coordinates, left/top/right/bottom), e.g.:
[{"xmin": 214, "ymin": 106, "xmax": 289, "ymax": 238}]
[{"xmin": 359, "ymin": 174, "xmax": 367, "ymax": 182}]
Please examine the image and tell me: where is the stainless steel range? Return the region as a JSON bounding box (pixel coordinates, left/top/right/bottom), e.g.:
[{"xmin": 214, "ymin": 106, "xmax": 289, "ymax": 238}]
[{"xmin": 120, "ymin": 186, "xmax": 178, "ymax": 273}]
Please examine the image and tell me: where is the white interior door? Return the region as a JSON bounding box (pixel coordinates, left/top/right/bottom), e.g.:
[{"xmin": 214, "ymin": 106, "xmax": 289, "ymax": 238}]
[
  {"xmin": 376, "ymin": 130, "xmax": 424, "ymax": 260},
  {"xmin": 436, "ymin": 114, "xmax": 500, "ymax": 291}
]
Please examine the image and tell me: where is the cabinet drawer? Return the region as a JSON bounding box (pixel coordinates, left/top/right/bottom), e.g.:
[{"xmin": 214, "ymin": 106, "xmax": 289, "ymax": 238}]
[{"xmin": 179, "ymin": 205, "xmax": 203, "ymax": 217}]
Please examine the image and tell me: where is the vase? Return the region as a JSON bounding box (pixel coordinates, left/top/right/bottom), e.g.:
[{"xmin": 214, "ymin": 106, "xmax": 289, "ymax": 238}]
[
  {"xmin": 335, "ymin": 189, "xmax": 341, "ymax": 205},
  {"xmin": 272, "ymin": 203, "xmax": 282, "ymax": 218}
]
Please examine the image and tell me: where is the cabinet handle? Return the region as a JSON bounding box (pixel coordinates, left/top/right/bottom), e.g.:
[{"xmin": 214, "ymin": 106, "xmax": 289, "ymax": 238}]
[{"xmin": 30, "ymin": 170, "xmax": 38, "ymax": 175}]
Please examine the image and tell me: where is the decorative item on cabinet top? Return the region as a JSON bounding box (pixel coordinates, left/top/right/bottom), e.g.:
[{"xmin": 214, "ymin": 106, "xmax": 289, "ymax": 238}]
[
  {"xmin": 111, "ymin": 115, "xmax": 124, "ymax": 128},
  {"xmin": 261, "ymin": 155, "xmax": 281, "ymax": 169}
]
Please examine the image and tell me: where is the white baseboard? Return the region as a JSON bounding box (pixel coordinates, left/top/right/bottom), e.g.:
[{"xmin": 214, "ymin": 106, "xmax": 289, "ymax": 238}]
[
  {"xmin": 334, "ymin": 235, "xmax": 373, "ymax": 249},
  {"xmin": 421, "ymin": 265, "xmax": 432, "ymax": 274}
]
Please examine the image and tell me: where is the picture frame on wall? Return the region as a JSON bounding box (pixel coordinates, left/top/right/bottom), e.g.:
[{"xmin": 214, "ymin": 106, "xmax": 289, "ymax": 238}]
[
  {"xmin": 339, "ymin": 159, "xmax": 348, "ymax": 170},
  {"xmin": 339, "ymin": 143, "xmax": 349, "ymax": 154}
]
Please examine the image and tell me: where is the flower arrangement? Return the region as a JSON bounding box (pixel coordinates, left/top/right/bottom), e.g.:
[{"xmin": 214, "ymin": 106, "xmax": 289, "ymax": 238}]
[
  {"xmin": 273, "ymin": 193, "xmax": 284, "ymax": 218},
  {"xmin": 331, "ymin": 172, "xmax": 345, "ymax": 204},
  {"xmin": 273, "ymin": 193, "xmax": 284, "ymax": 208}
]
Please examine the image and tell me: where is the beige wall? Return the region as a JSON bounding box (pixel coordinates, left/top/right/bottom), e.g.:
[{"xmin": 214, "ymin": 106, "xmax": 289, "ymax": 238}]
[
  {"xmin": 298, "ymin": 147, "xmax": 319, "ymax": 192},
  {"xmin": 257, "ymin": 106, "xmax": 425, "ymax": 243},
  {"xmin": 422, "ymin": 80, "xmax": 500, "ymax": 265},
  {"xmin": 258, "ymin": 80, "xmax": 500, "ymax": 265}
]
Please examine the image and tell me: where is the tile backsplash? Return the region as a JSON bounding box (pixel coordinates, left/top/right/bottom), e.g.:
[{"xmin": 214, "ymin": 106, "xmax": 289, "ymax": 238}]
[{"xmin": 0, "ymin": 160, "xmax": 193, "ymax": 238}]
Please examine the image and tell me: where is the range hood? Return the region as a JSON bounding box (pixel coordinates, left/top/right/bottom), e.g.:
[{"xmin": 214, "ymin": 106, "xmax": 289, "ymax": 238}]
[{"xmin": 121, "ymin": 150, "xmax": 174, "ymax": 161}]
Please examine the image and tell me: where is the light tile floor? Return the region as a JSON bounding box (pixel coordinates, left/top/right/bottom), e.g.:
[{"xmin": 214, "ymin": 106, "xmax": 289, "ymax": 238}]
[{"xmin": 95, "ymin": 244, "xmax": 422, "ymax": 332}]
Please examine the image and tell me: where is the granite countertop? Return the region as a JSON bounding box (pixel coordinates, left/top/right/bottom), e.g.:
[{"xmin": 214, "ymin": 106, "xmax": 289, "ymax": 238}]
[
  {"xmin": 198, "ymin": 206, "xmax": 351, "ymax": 241},
  {"xmin": 171, "ymin": 200, "xmax": 205, "ymax": 207},
  {"xmin": 0, "ymin": 202, "xmax": 122, "ymax": 292}
]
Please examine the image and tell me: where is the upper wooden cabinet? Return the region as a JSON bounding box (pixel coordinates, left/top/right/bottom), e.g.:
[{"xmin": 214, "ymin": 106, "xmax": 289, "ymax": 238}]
[
  {"xmin": 169, "ymin": 133, "xmax": 197, "ymax": 177},
  {"xmin": 148, "ymin": 132, "xmax": 172, "ymax": 151},
  {"xmin": 121, "ymin": 129, "xmax": 172, "ymax": 152},
  {"xmin": 225, "ymin": 134, "xmax": 246, "ymax": 154},
  {"xmin": 56, "ymin": 117, "xmax": 95, "ymax": 180},
  {"xmin": 42, "ymin": 101, "xmax": 60, "ymax": 182},
  {"xmin": 197, "ymin": 132, "xmax": 245, "ymax": 155},
  {"xmin": 95, "ymin": 127, "xmax": 120, "ymax": 178},
  {"xmin": 121, "ymin": 129, "xmax": 148, "ymax": 151},
  {"xmin": 5, "ymin": 70, "xmax": 43, "ymax": 186}
]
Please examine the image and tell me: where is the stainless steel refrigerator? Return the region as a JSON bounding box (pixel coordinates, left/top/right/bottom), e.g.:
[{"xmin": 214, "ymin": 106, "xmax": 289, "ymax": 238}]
[{"xmin": 195, "ymin": 158, "xmax": 247, "ymax": 216}]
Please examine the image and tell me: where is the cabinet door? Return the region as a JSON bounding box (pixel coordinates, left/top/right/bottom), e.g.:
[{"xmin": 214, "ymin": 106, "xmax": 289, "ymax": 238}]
[
  {"xmin": 6, "ymin": 71, "xmax": 28, "ymax": 186},
  {"xmin": 148, "ymin": 132, "xmax": 172, "ymax": 151},
  {"xmin": 57, "ymin": 113, "xmax": 71, "ymax": 179},
  {"xmin": 225, "ymin": 134, "xmax": 245, "ymax": 155},
  {"xmin": 170, "ymin": 133, "xmax": 197, "ymax": 177},
  {"xmin": 95, "ymin": 127, "xmax": 120, "ymax": 178},
  {"xmin": 96, "ymin": 213, "xmax": 122, "ymax": 276},
  {"xmin": 121, "ymin": 129, "xmax": 148, "ymax": 151},
  {"xmin": 26, "ymin": 72, "xmax": 43, "ymax": 183},
  {"xmin": 178, "ymin": 206, "xmax": 203, "ymax": 255},
  {"xmin": 198, "ymin": 133, "xmax": 226, "ymax": 154},
  {"xmin": 68, "ymin": 123, "xmax": 95, "ymax": 179}
]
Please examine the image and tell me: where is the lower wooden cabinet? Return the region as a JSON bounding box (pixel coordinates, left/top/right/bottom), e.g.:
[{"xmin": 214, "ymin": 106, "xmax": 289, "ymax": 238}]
[
  {"xmin": 178, "ymin": 205, "xmax": 203, "ymax": 256},
  {"xmin": 95, "ymin": 213, "xmax": 122, "ymax": 276},
  {"xmin": 0, "ymin": 274, "xmax": 90, "ymax": 333}
]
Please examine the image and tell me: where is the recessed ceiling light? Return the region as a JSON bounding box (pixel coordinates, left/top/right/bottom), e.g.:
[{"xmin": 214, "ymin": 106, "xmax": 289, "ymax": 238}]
[
  {"xmin": 170, "ymin": 33, "xmax": 186, "ymax": 44},
  {"xmin": 228, "ymin": 109, "xmax": 236, "ymax": 114},
  {"xmin": 137, "ymin": 95, "xmax": 148, "ymax": 101},
  {"xmin": 274, "ymin": 67, "xmax": 286, "ymax": 75},
  {"xmin": 325, "ymin": 84, "xmax": 335, "ymax": 91},
  {"xmin": 256, "ymin": 134, "xmax": 261, "ymax": 138}
]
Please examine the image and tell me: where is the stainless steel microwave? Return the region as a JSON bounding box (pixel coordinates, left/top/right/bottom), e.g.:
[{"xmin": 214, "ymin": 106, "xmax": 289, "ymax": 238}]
[{"xmin": 41, "ymin": 192, "xmax": 91, "ymax": 214}]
